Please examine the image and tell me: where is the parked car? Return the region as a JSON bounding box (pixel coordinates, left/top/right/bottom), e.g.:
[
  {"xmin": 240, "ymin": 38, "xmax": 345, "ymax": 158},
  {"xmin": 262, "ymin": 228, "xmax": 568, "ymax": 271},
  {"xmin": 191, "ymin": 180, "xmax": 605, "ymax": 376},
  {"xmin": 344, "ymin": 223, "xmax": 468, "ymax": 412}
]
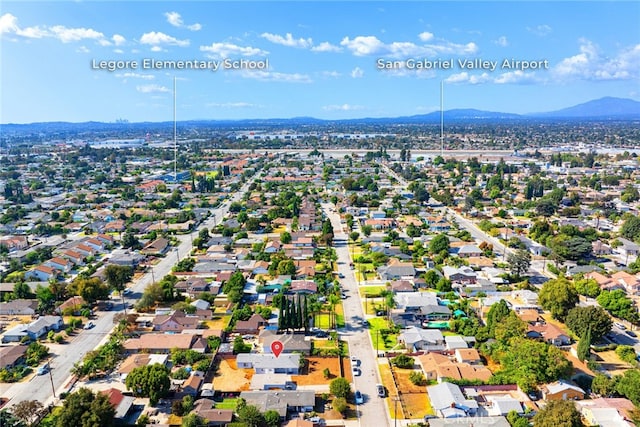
[
  {"xmin": 352, "ymin": 367, "xmax": 361, "ymax": 377},
  {"xmin": 351, "ymin": 357, "xmax": 361, "ymax": 367},
  {"xmin": 355, "ymin": 390, "xmax": 364, "ymax": 404},
  {"xmin": 625, "ymin": 330, "xmax": 637, "ymax": 338},
  {"xmin": 84, "ymin": 321, "xmax": 95, "ymax": 330},
  {"xmin": 614, "ymin": 322, "xmax": 627, "ymax": 330},
  {"xmin": 37, "ymin": 364, "xmax": 49, "ymax": 376},
  {"xmin": 376, "ymin": 384, "xmax": 386, "ymax": 398}
]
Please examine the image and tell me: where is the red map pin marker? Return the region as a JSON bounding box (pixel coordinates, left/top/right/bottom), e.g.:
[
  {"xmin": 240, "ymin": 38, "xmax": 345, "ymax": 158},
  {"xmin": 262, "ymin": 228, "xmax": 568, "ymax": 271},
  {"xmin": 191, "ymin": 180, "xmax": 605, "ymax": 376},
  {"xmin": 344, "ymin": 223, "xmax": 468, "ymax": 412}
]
[{"xmin": 271, "ymin": 340, "xmax": 284, "ymax": 358}]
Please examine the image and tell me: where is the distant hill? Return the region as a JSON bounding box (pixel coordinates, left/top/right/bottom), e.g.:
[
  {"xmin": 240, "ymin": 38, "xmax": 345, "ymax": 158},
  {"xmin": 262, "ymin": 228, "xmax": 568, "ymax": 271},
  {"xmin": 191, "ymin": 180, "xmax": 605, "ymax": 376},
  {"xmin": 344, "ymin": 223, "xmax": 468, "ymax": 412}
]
[
  {"xmin": 2, "ymin": 97, "xmax": 639, "ymax": 131},
  {"xmin": 530, "ymin": 97, "xmax": 640, "ymax": 119}
]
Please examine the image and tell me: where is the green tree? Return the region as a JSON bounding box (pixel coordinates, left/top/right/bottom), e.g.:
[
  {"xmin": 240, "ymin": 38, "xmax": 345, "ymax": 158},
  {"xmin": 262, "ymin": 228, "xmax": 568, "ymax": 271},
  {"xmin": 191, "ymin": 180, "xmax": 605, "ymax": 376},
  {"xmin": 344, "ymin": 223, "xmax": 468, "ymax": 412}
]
[
  {"xmin": 574, "ymin": 278, "xmax": 601, "ymax": 298},
  {"xmin": 615, "ymin": 345, "xmax": 638, "ymax": 364},
  {"xmin": 620, "ymin": 215, "xmax": 640, "ymax": 241},
  {"xmin": 124, "ymin": 363, "xmax": 170, "ymax": 406},
  {"xmin": 565, "ymin": 306, "xmax": 612, "ymax": 342},
  {"xmin": 507, "ymin": 249, "xmax": 531, "ymax": 278},
  {"xmin": 538, "ymin": 277, "xmax": 578, "ymax": 321},
  {"xmin": 121, "ymin": 231, "xmax": 141, "ymax": 250},
  {"xmin": 10, "ymin": 400, "xmax": 42, "ymax": 425},
  {"xmin": 485, "ymin": 299, "xmax": 511, "ymax": 337},
  {"xmin": 277, "ymin": 259, "xmax": 297, "ymax": 276},
  {"xmin": 391, "ymin": 354, "xmax": 415, "ymax": 369},
  {"xmin": 67, "ymin": 277, "xmax": 110, "ymax": 304},
  {"xmin": 330, "ymin": 377, "xmax": 351, "ymax": 398},
  {"xmin": 577, "ymin": 326, "xmax": 592, "ymax": 362},
  {"xmin": 12, "ymin": 282, "xmax": 32, "ymax": 299},
  {"xmin": 56, "ymin": 387, "xmax": 115, "ymax": 427},
  {"xmin": 181, "ymin": 413, "xmax": 206, "ymax": 427},
  {"xmin": 264, "ymin": 410, "xmax": 281, "ymax": 427},
  {"xmin": 429, "ymin": 233, "xmax": 450, "ymax": 254},
  {"xmin": 35, "ymin": 284, "xmax": 56, "ymax": 313},
  {"xmin": 280, "ymin": 231, "xmax": 292, "ymax": 244},
  {"xmin": 616, "ymin": 369, "xmax": 640, "ymax": 405},
  {"xmin": 591, "ymin": 373, "xmax": 617, "ymax": 397},
  {"xmin": 237, "ymin": 404, "xmax": 263, "ymax": 427},
  {"xmin": 532, "ymin": 400, "xmax": 581, "ymax": 427},
  {"xmin": 333, "ymin": 397, "xmax": 348, "ymax": 415}
]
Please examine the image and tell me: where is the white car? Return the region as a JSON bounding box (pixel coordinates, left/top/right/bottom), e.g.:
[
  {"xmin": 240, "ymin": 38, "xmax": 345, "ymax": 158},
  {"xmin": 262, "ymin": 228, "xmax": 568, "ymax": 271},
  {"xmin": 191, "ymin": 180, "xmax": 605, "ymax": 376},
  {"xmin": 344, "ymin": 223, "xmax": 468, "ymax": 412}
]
[
  {"xmin": 352, "ymin": 367, "xmax": 361, "ymax": 376},
  {"xmin": 614, "ymin": 322, "xmax": 627, "ymax": 330},
  {"xmin": 84, "ymin": 321, "xmax": 95, "ymax": 330}
]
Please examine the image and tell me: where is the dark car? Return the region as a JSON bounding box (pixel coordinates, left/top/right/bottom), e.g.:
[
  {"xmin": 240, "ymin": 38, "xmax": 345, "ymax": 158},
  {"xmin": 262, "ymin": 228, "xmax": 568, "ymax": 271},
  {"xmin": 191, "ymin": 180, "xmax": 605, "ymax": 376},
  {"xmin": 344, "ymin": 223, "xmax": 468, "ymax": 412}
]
[
  {"xmin": 376, "ymin": 384, "xmax": 386, "ymax": 398},
  {"xmin": 626, "ymin": 330, "xmax": 637, "ymax": 338}
]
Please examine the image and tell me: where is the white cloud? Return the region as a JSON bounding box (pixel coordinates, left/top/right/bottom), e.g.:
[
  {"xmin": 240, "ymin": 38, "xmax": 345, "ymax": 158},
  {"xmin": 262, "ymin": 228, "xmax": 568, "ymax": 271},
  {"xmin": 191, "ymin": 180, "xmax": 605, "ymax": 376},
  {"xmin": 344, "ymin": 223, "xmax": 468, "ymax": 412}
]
[
  {"xmin": 136, "ymin": 84, "xmax": 170, "ymax": 93},
  {"xmin": 323, "ymin": 104, "xmax": 364, "ymax": 111},
  {"xmin": 351, "ymin": 67, "xmax": 364, "ymax": 78},
  {"xmin": 495, "ymin": 36, "xmax": 508, "ymax": 47},
  {"xmin": 76, "ymin": 46, "xmax": 90, "ymax": 53},
  {"xmin": 116, "ymin": 72, "xmax": 155, "ymax": 80},
  {"xmin": 113, "ymin": 49, "xmax": 124, "ymax": 54},
  {"xmin": 340, "ymin": 34, "xmax": 478, "ymax": 58},
  {"xmin": 112, "ymin": 34, "xmax": 126, "ymax": 46},
  {"xmin": 164, "ymin": 11, "xmax": 201, "ymax": 31},
  {"xmin": 311, "ymin": 41, "xmax": 341, "ymax": 53},
  {"xmin": 260, "ymin": 32, "xmax": 312, "ymax": 48},
  {"xmin": 140, "ymin": 31, "xmax": 189, "ymax": 47},
  {"xmin": 200, "ymin": 42, "xmax": 268, "ymax": 59},
  {"xmin": 494, "ymin": 70, "xmax": 538, "ymax": 84},
  {"xmin": 321, "ymin": 71, "xmax": 341, "ymax": 78},
  {"xmin": 151, "ymin": 46, "xmax": 164, "ymax": 52},
  {"xmin": 418, "ymin": 31, "xmax": 434, "ymax": 42},
  {"xmin": 527, "ymin": 24, "xmax": 552, "ymax": 37},
  {"xmin": 240, "ymin": 71, "xmax": 312, "ymax": 83},
  {"xmin": 445, "ymin": 72, "xmax": 491, "ymax": 84},
  {"xmin": 553, "ymin": 39, "xmax": 640, "ymax": 81},
  {"xmin": 50, "ymin": 25, "xmax": 104, "ymax": 43},
  {"xmin": 0, "ymin": 13, "xmax": 18, "ymax": 34}
]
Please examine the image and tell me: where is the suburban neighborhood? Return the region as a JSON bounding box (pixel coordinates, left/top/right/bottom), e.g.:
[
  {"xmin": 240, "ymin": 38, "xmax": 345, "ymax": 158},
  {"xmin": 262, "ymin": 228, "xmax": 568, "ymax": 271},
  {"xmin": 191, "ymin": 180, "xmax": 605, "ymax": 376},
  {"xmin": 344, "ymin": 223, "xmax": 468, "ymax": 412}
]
[{"xmin": 0, "ymin": 126, "xmax": 639, "ymax": 427}]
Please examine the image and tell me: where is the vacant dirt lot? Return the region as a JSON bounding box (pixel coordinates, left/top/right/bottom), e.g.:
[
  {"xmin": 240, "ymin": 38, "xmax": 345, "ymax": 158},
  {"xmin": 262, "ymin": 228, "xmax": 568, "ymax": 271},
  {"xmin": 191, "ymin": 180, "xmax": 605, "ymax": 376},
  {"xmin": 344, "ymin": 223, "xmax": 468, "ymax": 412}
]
[
  {"xmin": 213, "ymin": 356, "xmax": 253, "ymax": 392},
  {"xmin": 594, "ymin": 350, "xmax": 633, "ymax": 376},
  {"xmin": 293, "ymin": 356, "xmax": 350, "ymax": 385}
]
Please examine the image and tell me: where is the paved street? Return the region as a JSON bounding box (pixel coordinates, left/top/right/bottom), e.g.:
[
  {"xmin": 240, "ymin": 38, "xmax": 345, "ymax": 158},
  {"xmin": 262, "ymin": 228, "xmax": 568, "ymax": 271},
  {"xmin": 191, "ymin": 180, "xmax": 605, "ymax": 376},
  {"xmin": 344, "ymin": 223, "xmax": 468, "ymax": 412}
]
[
  {"xmin": 322, "ymin": 203, "xmax": 391, "ymax": 427},
  {"xmin": 0, "ymin": 179, "xmax": 254, "ymax": 408}
]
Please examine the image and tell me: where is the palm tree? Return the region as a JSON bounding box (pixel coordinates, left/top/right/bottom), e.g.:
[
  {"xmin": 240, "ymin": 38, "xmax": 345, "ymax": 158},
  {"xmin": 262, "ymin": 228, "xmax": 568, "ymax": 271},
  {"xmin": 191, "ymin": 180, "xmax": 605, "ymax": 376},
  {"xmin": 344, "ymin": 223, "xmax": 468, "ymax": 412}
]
[{"xmin": 328, "ymin": 294, "xmax": 340, "ymax": 329}]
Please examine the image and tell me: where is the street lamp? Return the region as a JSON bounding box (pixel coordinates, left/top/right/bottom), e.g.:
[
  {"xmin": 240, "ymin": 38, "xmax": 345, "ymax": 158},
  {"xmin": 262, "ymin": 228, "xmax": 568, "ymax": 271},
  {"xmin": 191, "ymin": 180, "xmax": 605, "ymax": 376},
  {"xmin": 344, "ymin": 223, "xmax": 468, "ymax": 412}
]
[
  {"xmin": 393, "ymin": 395, "xmax": 401, "ymax": 427},
  {"xmin": 48, "ymin": 358, "xmax": 56, "ymax": 398}
]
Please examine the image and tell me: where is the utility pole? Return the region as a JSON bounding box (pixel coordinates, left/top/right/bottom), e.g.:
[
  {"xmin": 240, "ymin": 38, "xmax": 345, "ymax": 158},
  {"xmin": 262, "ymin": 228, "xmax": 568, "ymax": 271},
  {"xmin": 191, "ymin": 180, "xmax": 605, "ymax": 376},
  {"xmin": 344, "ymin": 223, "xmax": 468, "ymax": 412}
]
[
  {"xmin": 393, "ymin": 395, "xmax": 400, "ymax": 427},
  {"xmin": 48, "ymin": 359, "xmax": 56, "ymax": 398}
]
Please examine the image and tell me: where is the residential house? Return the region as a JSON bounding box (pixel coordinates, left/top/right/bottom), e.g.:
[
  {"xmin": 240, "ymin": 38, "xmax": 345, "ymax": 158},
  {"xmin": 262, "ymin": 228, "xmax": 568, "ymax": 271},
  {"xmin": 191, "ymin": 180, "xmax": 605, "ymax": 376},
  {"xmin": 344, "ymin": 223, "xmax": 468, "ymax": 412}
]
[
  {"xmin": 153, "ymin": 310, "xmax": 201, "ymax": 332},
  {"xmin": 0, "ymin": 236, "xmax": 28, "ymax": 252},
  {"xmin": 123, "ymin": 333, "xmax": 203, "ymax": 354},
  {"xmin": 234, "ymin": 314, "xmax": 267, "ymax": 335},
  {"xmin": 576, "ymin": 398, "xmax": 636, "ymax": 427},
  {"xmin": 377, "ymin": 259, "xmax": 416, "ymax": 280},
  {"xmin": 260, "ymin": 331, "xmax": 312, "ymax": 355},
  {"xmin": 526, "ymin": 323, "xmax": 571, "ymax": 346},
  {"xmin": 0, "ymin": 345, "xmax": 28, "ymax": 369},
  {"xmin": 25, "ymin": 265, "xmax": 58, "ymax": 281},
  {"xmin": 240, "ymin": 390, "xmax": 315, "ymax": 418},
  {"xmin": 73, "ymin": 243, "xmax": 96, "ymax": 257},
  {"xmin": 191, "ymin": 399, "xmax": 234, "ymax": 426},
  {"xmin": 455, "ymin": 348, "xmax": 482, "ymax": 365},
  {"xmin": 181, "ymin": 374, "xmax": 204, "ymax": 397},
  {"xmin": 0, "ymin": 299, "xmax": 38, "ymax": 316},
  {"xmin": 541, "ymin": 380, "xmax": 585, "ymax": 401},
  {"xmin": 293, "ymin": 260, "xmax": 317, "ymax": 278},
  {"xmin": 456, "ymin": 245, "xmax": 483, "ymax": 258},
  {"xmin": 398, "ymin": 326, "xmax": 445, "ymax": 352},
  {"xmin": 236, "ymin": 353, "xmax": 301, "ymax": 375},
  {"xmin": 61, "ymin": 249, "xmax": 85, "ymax": 265},
  {"xmin": 117, "ymin": 354, "xmax": 169, "ymax": 381},
  {"xmin": 617, "ymin": 238, "xmax": 640, "ymax": 260},
  {"xmin": 141, "ymin": 237, "xmax": 170, "ymax": 256},
  {"xmin": 56, "ymin": 296, "xmax": 86, "ymax": 315},
  {"xmin": 25, "ymin": 315, "xmax": 63, "ymax": 339},
  {"xmin": 442, "ymin": 266, "xmax": 477, "ymax": 285},
  {"xmin": 249, "ymin": 373, "xmax": 296, "ymax": 391},
  {"xmin": 390, "ymin": 280, "xmax": 414, "ymax": 293},
  {"xmin": 44, "ymin": 257, "xmax": 74, "ymax": 273},
  {"xmin": 427, "ymin": 382, "xmax": 479, "ymax": 418},
  {"xmin": 428, "ymin": 417, "xmax": 510, "ymax": 427},
  {"xmin": 611, "ymin": 271, "xmax": 640, "ymax": 295},
  {"xmin": 289, "ymin": 280, "xmax": 317, "ymax": 294},
  {"xmin": 418, "ymin": 352, "xmax": 492, "ymax": 383},
  {"xmin": 592, "ymin": 240, "xmax": 613, "ymax": 255},
  {"xmin": 100, "ymin": 388, "xmax": 135, "ymax": 422}
]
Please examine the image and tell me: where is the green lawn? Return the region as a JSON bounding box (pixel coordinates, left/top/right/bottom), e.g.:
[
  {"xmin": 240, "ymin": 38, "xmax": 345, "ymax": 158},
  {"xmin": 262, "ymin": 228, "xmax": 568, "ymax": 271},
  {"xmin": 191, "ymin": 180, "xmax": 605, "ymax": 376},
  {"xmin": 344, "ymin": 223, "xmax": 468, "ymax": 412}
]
[
  {"xmin": 215, "ymin": 398, "xmax": 239, "ymax": 410},
  {"xmin": 315, "ymin": 311, "xmax": 345, "ymax": 329},
  {"xmin": 368, "ymin": 317, "xmax": 401, "ymax": 351},
  {"xmin": 359, "ymin": 286, "xmax": 387, "ymax": 297}
]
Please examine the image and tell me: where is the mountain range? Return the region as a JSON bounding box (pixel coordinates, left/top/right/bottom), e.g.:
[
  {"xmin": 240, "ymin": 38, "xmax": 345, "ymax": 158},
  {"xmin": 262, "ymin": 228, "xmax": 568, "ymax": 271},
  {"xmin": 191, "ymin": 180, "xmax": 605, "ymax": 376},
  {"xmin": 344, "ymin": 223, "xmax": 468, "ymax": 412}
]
[{"xmin": 2, "ymin": 97, "xmax": 639, "ymax": 132}]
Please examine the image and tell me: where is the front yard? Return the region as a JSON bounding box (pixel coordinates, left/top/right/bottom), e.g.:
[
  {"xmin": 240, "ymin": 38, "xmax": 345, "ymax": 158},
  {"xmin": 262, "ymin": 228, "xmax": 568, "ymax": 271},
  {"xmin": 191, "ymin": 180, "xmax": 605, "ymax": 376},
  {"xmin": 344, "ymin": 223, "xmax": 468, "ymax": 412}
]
[{"xmin": 368, "ymin": 317, "xmax": 401, "ymax": 351}]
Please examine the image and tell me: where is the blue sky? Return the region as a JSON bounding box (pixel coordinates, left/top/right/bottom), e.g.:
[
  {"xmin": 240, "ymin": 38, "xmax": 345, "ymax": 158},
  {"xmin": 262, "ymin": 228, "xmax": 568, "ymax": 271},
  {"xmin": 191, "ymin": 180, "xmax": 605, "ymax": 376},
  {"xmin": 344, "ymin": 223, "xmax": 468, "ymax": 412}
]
[{"xmin": 1, "ymin": 1, "xmax": 639, "ymax": 123}]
